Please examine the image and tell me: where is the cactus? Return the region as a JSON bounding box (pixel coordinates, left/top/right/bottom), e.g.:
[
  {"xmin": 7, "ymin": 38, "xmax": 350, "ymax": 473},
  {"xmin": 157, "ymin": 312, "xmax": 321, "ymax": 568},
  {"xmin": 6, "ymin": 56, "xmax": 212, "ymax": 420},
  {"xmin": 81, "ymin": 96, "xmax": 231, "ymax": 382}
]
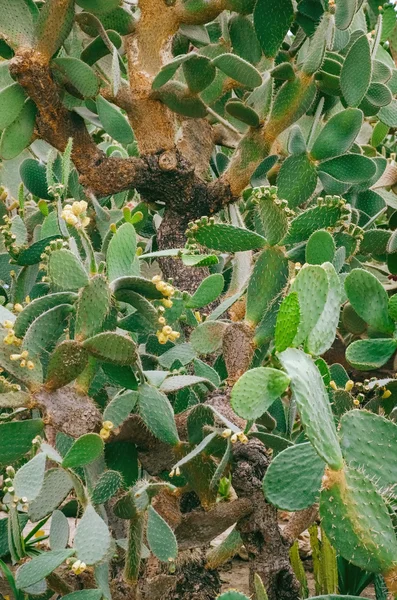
[{"xmin": 1, "ymin": 1, "xmax": 397, "ymax": 599}]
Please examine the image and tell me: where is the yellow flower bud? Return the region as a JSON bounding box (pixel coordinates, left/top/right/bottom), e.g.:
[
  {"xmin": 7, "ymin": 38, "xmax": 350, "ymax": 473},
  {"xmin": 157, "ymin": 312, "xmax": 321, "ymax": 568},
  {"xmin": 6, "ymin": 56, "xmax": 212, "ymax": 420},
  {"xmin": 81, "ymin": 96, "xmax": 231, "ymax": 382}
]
[
  {"xmin": 231, "ymin": 433, "xmax": 238, "ymax": 443},
  {"xmin": 221, "ymin": 429, "xmax": 232, "ymax": 438},
  {"xmin": 72, "ymin": 201, "xmax": 83, "ymax": 216},
  {"xmin": 329, "ymin": 380, "xmax": 338, "ymax": 391},
  {"xmin": 100, "ymin": 428, "xmax": 110, "ymax": 440},
  {"xmin": 102, "ymin": 420, "xmax": 114, "ymax": 431},
  {"xmin": 14, "ymin": 304, "xmax": 23, "ymax": 313},
  {"xmin": 20, "ymin": 350, "xmax": 29, "ymax": 359},
  {"xmin": 20, "ymin": 360, "xmax": 26, "ymax": 368},
  {"xmin": 157, "ymin": 332, "xmax": 168, "ymax": 344},
  {"xmin": 10, "ymin": 354, "xmax": 20, "ymax": 361},
  {"xmin": 162, "ymin": 298, "xmax": 173, "ymax": 309},
  {"xmin": 158, "ymin": 316, "xmax": 166, "ymax": 325},
  {"xmin": 382, "ymin": 389, "xmax": 392, "ymax": 399},
  {"xmin": 345, "ymin": 380, "xmax": 354, "ymax": 392},
  {"xmin": 194, "ymin": 311, "xmax": 202, "ymax": 322},
  {"xmin": 27, "ymin": 361, "xmax": 35, "ymax": 370},
  {"xmin": 353, "ymin": 398, "xmax": 360, "ymax": 406},
  {"xmin": 80, "ymin": 216, "xmax": 90, "ymax": 229},
  {"xmin": 152, "ymin": 275, "xmax": 162, "ymax": 284},
  {"xmin": 162, "ymin": 325, "xmax": 173, "ymax": 335},
  {"xmin": 3, "ymin": 320, "xmax": 13, "ymax": 329}
]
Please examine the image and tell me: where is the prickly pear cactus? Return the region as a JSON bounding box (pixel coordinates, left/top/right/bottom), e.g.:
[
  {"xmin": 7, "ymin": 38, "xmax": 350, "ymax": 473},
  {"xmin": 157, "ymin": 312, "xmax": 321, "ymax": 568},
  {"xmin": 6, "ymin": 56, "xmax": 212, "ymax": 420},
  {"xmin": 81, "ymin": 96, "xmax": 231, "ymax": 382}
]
[{"xmin": 1, "ymin": 1, "xmax": 397, "ymax": 599}]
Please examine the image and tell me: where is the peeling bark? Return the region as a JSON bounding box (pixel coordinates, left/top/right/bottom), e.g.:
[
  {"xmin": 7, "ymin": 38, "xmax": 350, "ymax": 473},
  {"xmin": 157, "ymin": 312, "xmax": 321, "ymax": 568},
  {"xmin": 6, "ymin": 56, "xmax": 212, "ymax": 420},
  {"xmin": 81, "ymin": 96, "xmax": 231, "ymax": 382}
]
[{"xmin": 232, "ymin": 440, "xmax": 300, "ymax": 600}]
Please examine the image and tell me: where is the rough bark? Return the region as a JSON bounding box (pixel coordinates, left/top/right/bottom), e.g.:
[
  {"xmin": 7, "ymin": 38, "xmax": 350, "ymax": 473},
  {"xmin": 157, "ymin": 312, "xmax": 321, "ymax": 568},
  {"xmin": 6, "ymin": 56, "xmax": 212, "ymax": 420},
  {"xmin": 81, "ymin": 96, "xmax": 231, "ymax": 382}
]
[{"xmin": 232, "ymin": 440, "xmax": 300, "ymax": 600}]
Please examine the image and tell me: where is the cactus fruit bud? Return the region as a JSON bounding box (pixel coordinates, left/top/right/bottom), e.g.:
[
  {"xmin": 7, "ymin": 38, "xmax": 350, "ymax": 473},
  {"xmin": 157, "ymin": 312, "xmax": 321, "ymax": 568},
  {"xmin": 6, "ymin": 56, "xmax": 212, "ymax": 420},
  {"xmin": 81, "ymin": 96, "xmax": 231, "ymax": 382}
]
[
  {"xmin": 329, "ymin": 381, "xmax": 338, "ymax": 390},
  {"xmin": 345, "ymin": 380, "xmax": 354, "ymax": 392}
]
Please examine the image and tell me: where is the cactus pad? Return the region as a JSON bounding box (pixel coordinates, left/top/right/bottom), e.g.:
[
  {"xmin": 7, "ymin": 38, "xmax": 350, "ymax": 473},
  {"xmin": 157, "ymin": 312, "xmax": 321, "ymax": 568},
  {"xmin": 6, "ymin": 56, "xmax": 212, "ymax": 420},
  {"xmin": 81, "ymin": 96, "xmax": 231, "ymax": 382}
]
[
  {"xmin": 231, "ymin": 367, "xmax": 290, "ymax": 420},
  {"xmin": 263, "ymin": 442, "xmax": 325, "ymax": 511},
  {"xmin": 320, "ymin": 465, "xmax": 397, "ymax": 573},
  {"xmin": 279, "ymin": 349, "xmax": 343, "ymax": 470}
]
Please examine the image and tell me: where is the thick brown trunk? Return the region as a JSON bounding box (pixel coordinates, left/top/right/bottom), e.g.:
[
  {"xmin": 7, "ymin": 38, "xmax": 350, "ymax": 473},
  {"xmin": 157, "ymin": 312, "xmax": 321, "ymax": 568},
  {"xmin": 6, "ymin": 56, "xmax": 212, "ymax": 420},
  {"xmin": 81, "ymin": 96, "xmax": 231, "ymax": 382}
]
[{"xmin": 232, "ymin": 440, "xmax": 300, "ymax": 600}]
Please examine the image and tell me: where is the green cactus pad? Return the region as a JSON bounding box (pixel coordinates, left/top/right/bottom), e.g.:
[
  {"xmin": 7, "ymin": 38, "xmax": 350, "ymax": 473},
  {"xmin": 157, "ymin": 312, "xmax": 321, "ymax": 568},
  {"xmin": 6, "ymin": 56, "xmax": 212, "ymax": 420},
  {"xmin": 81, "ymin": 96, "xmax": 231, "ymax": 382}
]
[
  {"xmin": 183, "ymin": 55, "xmax": 216, "ymax": 93},
  {"xmin": 0, "ymin": 418, "xmax": 43, "ymax": 466},
  {"xmin": 106, "ymin": 223, "xmax": 138, "ymax": 282},
  {"xmin": 340, "ymin": 35, "xmax": 372, "ymax": 108},
  {"xmin": 97, "ymin": 96, "xmax": 135, "ymax": 146},
  {"xmin": 22, "ymin": 303, "xmax": 73, "ymax": 362},
  {"xmin": 91, "ymin": 470, "xmax": 123, "ymax": 505},
  {"xmin": 75, "ymin": 276, "xmax": 112, "ymax": 341},
  {"xmin": 13, "ymin": 452, "xmax": 46, "ymax": 502},
  {"xmin": 14, "ymin": 292, "xmax": 77, "ymax": 338},
  {"xmin": 16, "ymin": 549, "xmax": 75, "ymax": 590},
  {"xmin": 229, "ymin": 15, "xmax": 261, "ymax": 64},
  {"xmin": 103, "ymin": 390, "xmax": 138, "ymax": 428},
  {"xmin": 206, "ymin": 526, "xmax": 243, "ymax": 570},
  {"xmin": 49, "ymin": 510, "xmax": 69, "ymax": 550},
  {"xmin": 83, "ymin": 332, "xmax": 136, "ymax": 365},
  {"xmin": 156, "ymin": 81, "xmax": 207, "ymax": 118},
  {"xmin": 35, "ymin": 0, "xmax": 74, "ymax": 57},
  {"xmin": 342, "ymin": 303, "xmax": 367, "ymax": 335},
  {"xmin": 16, "ymin": 235, "xmax": 61, "ymax": 266},
  {"xmin": 48, "ymin": 249, "xmax": 89, "ymax": 292},
  {"xmin": 274, "ymin": 292, "xmax": 300, "ymax": 353},
  {"xmin": 306, "ymin": 262, "xmax": 341, "ymax": 355},
  {"xmin": 105, "ymin": 441, "xmax": 138, "ymax": 488},
  {"xmin": 0, "ymin": 324, "xmax": 42, "ymax": 385},
  {"xmin": 249, "ymin": 431, "xmax": 293, "ymax": 453},
  {"xmin": 147, "ymin": 506, "xmax": 178, "ymax": 562},
  {"xmin": 29, "ymin": 468, "xmax": 73, "ymax": 522},
  {"xmin": 116, "ymin": 290, "xmax": 159, "ymax": 332},
  {"xmin": 231, "ymin": 367, "xmax": 290, "ymax": 420},
  {"xmin": 263, "ymin": 442, "xmax": 325, "ymax": 511},
  {"xmin": 306, "ymin": 231, "xmax": 336, "ymax": 265},
  {"xmin": 52, "ymin": 58, "xmax": 100, "ymax": 98},
  {"xmin": 45, "ymin": 341, "xmax": 89, "ymax": 390},
  {"xmin": 81, "ymin": 30, "xmax": 122, "ymax": 66},
  {"xmin": 74, "ymin": 504, "xmax": 111, "ymax": 565},
  {"xmin": 253, "ymin": 186, "xmax": 290, "ymax": 245},
  {"xmin": 310, "ymin": 109, "xmax": 363, "ymax": 161},
  {"xmin": 276, "ymin": 153, "xmax": 318, "ymax": 209},
  {"xmin": 246, "ymin": 246, "xmax": 288, "ymax": 327},
  {"xmin": 389, "ymin": 294, "xmax": 397, "ymax": 321},
  {"xmin": 0, "ymin": 0, "xmax": 35, "ymax": 48},
  {"xmin": 253, "ymin": 0, "xmax": 293, "ymax": 58},
  {"xmin": 62, "ymin": 434, "xmax": 104, "ymax": 469},
  {"xmin": 340, "ymin": 410, "xmax": 397, "ymax": 492},
  {"xmin": 225, "ymin": 100, "xmax": 260, "ymax": 127},
  {"xmin": 212, "ymin": 54, "xmax": 262, "ymax": 88},
  {"xmin": 138, "ymin": 383, "xmax": 179, "ymax": 446},
  {"xmin": 290, "ymin": 265, "xmax": 329, "ymax": 347},
  {"xmin": 279, "ymin": 349, "xmax": 343, "ymax": 470},
  {"xmin": 0, "ymin": 98, "xmax": 36, "ymax": 160},
  {"xmin": 186, "ymin": 273, "xmax": 224, "ymax": 309},
  {"xmin": 320, "ymin": 465, "xmax": 397, "ymax": 572},
  {"xmin": 111, "ymin": 276, "xmax": 163, "ymax": 299},
  {"xmin": 282, "ymin": 196, "xmax": 347, "ymax": 245},
  {"xmin": 0, "ymin": 83, "xmax": 27, "ymax": 131},
  {"xmin": 189, "ymin": 222, "xmax": 267, "ymax": 252},
  {"xmin": 190, "ymin": 320, "xmax": 228, "ymax": 354},
  {"xmin": 360, "ymin": 229, "xmax": 391, "ymax": 256},
  {"xmin": 344, "ymin": 269, "xmax": 394, "ymax": 334},
  {"xmin": 318, "ymin": 155, "xmax": 376, "ymax": 185},
  {"xmin": 345, "ymin": 338, "xmax": 397, "ymax": 370}
]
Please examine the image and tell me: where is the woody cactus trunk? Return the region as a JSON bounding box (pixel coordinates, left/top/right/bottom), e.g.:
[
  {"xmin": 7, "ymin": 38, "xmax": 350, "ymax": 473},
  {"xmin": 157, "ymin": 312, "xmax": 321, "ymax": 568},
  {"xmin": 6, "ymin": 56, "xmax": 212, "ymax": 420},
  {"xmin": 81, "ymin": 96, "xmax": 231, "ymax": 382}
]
[{"xmin": 2, "ymin": 1, "xmax": 397, "ymax": 600}]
